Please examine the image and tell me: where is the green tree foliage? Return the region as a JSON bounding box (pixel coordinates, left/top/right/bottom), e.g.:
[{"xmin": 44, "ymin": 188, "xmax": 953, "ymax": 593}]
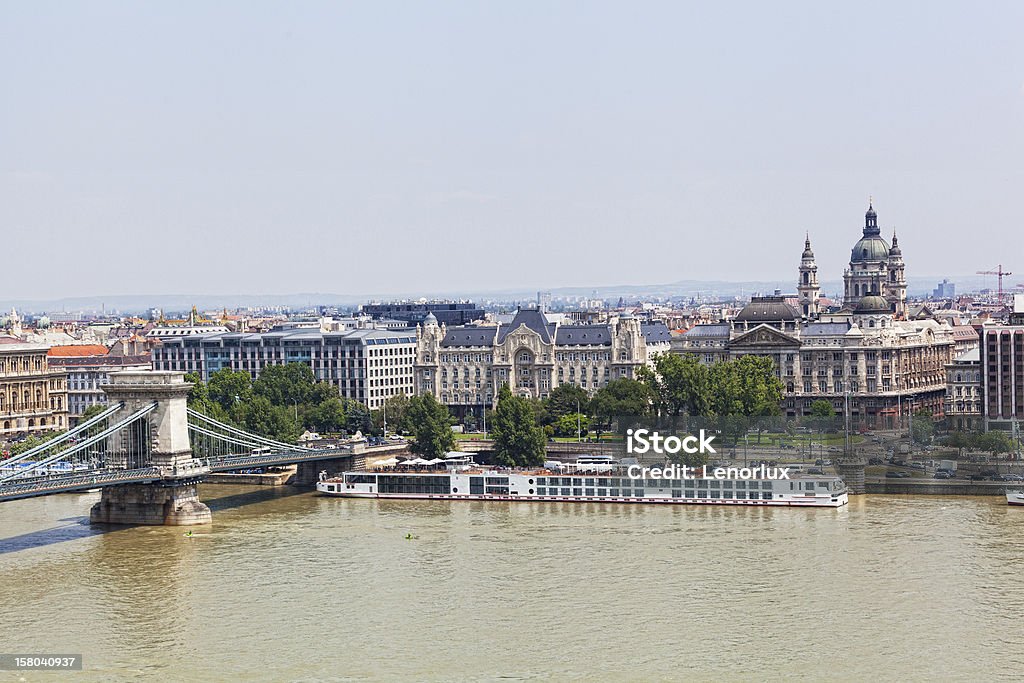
[
  {"xmin": 308, "ymin": 398, "xmax": 347, "ymax": 433},
  {"xmin": 638, "ymin": 353, "xmax": 712, "ymax": 418},
  {"xmin": 809, "ymin": 400, "xmax": 835, "ymax": 418},
  {"xmin": 372, "ymin": 393, "xmax": 412, "ymax": 436},
  {"xmin": 911, "ymin": 409, "xmax": 935, "ymax": 445},
  {"xmin": 208, "ymin": 369, "xmax": 254, "ymax": 412},
  {"xmin": 406, "ymin": 394, "xmax": 456, "ymax": 459},
  {"xmin": 807, "ymin": 399, "xmax": 838, "ymax": 435},
  {"xmin": 974, "ymin": 430, "xmax": 1014, "ymax": 458},
  {"xmin": 240, "ymin": 395, "xmax": 300, "ymax": 442},
  {"xmin": 546, "ymin": 384, "xmax": 590, "ymax": 420},
  {"xmin": 344, "ymin": 399, "xmax": 372, "ymax": 435},
  {"xmin": 491, "ymin": 385, "xmax": 546, "ymax": 467},
  {"xmin": 253, "ymin": 363, "xmax": 316, "ymax": 406},
  {"xmin": 590, "ymin": 378, "xmax": 652, "ymax": 435},
  {"xmin": 553, "ymin": 412, "xmax": 589, "ymax": 438}
]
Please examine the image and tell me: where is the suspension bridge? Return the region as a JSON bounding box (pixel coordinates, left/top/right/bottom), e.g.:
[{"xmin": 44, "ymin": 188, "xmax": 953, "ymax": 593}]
[{"xmin": 0, "ymin": 371, "xmax": 360, "ymax": 524}]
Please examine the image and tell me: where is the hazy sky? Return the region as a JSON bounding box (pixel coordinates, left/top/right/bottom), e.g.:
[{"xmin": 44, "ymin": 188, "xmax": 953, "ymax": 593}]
[{"xmin": 3, "ymin": 1, "xmax": 1023, "ymax": 301}]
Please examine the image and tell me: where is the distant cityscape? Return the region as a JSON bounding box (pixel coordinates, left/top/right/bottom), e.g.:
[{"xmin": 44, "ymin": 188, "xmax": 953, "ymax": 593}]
[{"xmin": 2, "ymin": 203, "xmax": 1022, "ymax": 443}]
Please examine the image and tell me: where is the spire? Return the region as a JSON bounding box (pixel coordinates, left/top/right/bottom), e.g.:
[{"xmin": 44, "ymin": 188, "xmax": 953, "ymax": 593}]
[
  {"xmin": 889, "ymin": 229, "xmax": 902, "ymax": 256},
  {"xmin": 802, "ymin": 233, "xmax": 815, "ymax": 259},
  {"xmin": 864, "ymin": 200, "xmax": 879, "ymax": 235}
]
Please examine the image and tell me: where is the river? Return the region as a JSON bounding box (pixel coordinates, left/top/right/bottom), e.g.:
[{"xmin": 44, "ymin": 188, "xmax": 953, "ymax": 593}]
[{"xmin": 1, "ymin": 486, "xmax": 1022, "ymax": 681}]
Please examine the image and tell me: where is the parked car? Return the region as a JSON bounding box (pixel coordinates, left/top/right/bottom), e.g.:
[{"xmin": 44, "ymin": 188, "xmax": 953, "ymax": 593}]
[
  {"xmin": 933, "ymin": 471, "xmax": 951, "ymax": 479},
  {"xmin": 808, "ymin": 467, "xmax": 825, "ymax": 475},
  {"xmin": 868, "ymin": 457, "xmax": 883, "ymax": 466},
  {"xmin": 885, "ymin": 471, "xmax": 910, "ymax": 478},
  {"xmin": 970, "ymin": 473, "xmax": 986, "ymax": 481}
]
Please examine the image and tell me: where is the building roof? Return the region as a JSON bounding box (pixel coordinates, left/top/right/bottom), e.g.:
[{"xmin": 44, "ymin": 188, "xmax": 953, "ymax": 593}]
[
  {"xmin": 641, "ymin": 322, "xmax": 672, "ymax": 344},
  {"xmin": 554, "ymin": 325, "xmax": 611, "ymax": 346},
  {"xmin": 47, "ymin": 344, "xmax": 109, "ymax": 357},
  {"xmin": 443, "ymin": 328, "xmax": 499, "ymax": 347},
  {"xmin": 496, "ymin": 308, "xmax": 554, "ymax": 344},
  {"xmin": 802, "ymin": 321, "xmax": 852, "ymax": 336},
  {"xmin": 682, "ymin": 323, "xmax": 732, "ymax": 337},
  {"xmin": 952, "ymin": 348, "xmax": 980, "ymax": 363},
  {"xmin": 49, "ymin": 354, "xmax": 150, "ymax": 368},
  {"xmin": 850, "ymin": 235, "xmax": 891, "ymax": 262},
  {"xmin": 951, "ymin": 325, "xmax": 979, "ymax": 342},
  {"xmin": 855, "ymin": 295, "xmax": 892, "ymax": 314},
  {"xmin": 734, "ymin": 297, "xmax": 798, "ymax": 323}
]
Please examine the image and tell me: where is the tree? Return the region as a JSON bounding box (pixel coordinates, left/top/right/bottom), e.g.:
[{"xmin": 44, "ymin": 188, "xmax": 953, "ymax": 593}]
[
  {"xmin": 945, "ymin": 430, "xmax": 971, "ymax": 458},
  {"xmin": 546, "ymin": 384, "xmax": 590, "ymax": 420},
  {"xmin": 553, "ymin": 412, "xmax": 589, "ymax": 439},
  {"xmin": 239, "ymin": 395, "xmax": 299, "ymax": 443},
  {"xmin": 974, "ymin": 430, "xmax": 1014, "ymax": 459},
  {"xmin": 307, "ymin": 397, "xmax": 347, "ymax": 433},
  {"xmin": 253, "ymin": 363, "xmax": 315, "ymax": 406},
  {"xmin": 491, "ymin": 385, "xmax": 546, "ymax": 467},
  {"xmin": 638, "ymin": 353, "xmax": 713, "ymax": 419},
  {"xmin": 344, "ymin": 400, "xmax": 372, "ymax": 435},
  {"xmin": 911, "ymin": 409, "xmax": 935, "ymax": 445},
  {"xmin": 809, "ymin": 400, "xmax": 835, "ymax": 418},
  {"xmin": 807, "ymin": 399, "xmax": 837, "ymax": 434},
  {"xmin": 207, "ymin": 369, "xmax": 254, "ymax": 412},
  {"xmin": 590, "ymin": 378, "xmax": 652, "ymax": 436},
  {"xmin": 405, "ymin": 394, "xmax": 457, "ymax": 459}
]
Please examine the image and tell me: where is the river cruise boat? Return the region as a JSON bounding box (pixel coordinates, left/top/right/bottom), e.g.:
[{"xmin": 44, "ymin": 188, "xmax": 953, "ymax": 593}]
[
  {"xmin": 317, "ymin": 468, "xmax": 849, "ymax": 507},
  {"xmin": 1008, "ymin": 490, "xmax": 1024, "ymax": 506}
]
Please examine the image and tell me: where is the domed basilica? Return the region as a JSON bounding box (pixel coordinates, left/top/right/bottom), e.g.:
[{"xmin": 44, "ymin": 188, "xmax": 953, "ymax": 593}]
[
  {"xmin": 798, "ymin": 202, "xmax": 907, "ymax": 320},
  {"xmin": 680, "ymin": 202, "xmax": 956, "ymax": 423}
]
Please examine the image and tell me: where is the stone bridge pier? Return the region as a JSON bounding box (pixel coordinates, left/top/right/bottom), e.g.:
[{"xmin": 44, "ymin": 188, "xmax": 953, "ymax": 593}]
[
  {"xmin": 89, "ymin": 372, "xmax": 212, "ymax": 526},
  {"xmin": 295, "ymin": 456, "xmax": 356, "ymax": 487}
]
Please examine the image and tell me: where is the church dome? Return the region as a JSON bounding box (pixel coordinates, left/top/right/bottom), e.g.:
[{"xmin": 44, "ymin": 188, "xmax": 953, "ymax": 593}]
[
  {"xmin": 422, "ymin": 312, "xmax": 439, "ymax": 326},
  {"xmin": 855, "ymin": 295, "xmax": 891, "ymax": 314},
  {"xmin": 850, "ymin": 235, "xmax": 891, "ymax": 262},
  {"xmin": 735, "ymin": 296, "xmax": 798, "ymax": 323}
]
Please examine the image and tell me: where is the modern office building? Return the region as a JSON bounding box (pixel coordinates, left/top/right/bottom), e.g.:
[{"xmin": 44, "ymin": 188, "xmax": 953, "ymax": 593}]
[
  {"xmin": 360, "ymin": 301, "xmax": 485, "ymax": 327},
  {"xmin": 980, "ymin": 295, "xmax": 1024, "ymax": 432},
  {"xmin": 151, "ymin": 327, "xmax": 417, "ymax": 410}
]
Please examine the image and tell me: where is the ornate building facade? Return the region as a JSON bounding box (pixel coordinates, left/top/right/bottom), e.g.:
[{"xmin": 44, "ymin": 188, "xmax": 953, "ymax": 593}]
[
  {"xmin": 0, "ymin": 338, "xmax": 69, "ymax": 438},
  {"xmin": 414, "ymin": 307, "xmax": 671, "ymax": 417},
  {"xmin": 676, "ymin": 204, "xmax": 954, "ymax": 425}
]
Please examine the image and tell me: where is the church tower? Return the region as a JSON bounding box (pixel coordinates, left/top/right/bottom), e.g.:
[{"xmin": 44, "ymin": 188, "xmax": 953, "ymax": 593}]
[
  {"xmin": 843, "ymin": 202, "xmax": 891, "ymax": 310},
  {"xmin": 797, "ymin": 234, "xmax": 820, "ymax": 318},
  {"xmin": 886, "ymin": 231, "xmax": 907, "ymax": 317}
]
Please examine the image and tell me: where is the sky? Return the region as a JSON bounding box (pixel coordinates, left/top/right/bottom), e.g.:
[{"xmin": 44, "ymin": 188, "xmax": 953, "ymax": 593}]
[{"xmin": 3, "ymin": 1, "xmax": 1023, "ymax": 301}]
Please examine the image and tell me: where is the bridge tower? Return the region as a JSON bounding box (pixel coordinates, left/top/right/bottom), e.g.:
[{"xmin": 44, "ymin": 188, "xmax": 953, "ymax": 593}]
[{"xmin": 89, "ymin": 372, "xmax": 212, "ymax": 525}]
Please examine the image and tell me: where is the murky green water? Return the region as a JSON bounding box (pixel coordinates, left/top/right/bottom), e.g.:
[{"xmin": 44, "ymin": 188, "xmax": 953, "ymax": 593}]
[{"xmin": 1, "ymin": 486, "xmax": 1022, "ymax": 681}]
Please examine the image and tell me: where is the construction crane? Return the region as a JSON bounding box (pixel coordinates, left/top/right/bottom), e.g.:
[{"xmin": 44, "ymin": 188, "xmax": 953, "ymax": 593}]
[{"xmin": 977, "ymin": 265, "xmax": 1013, "ymax": 304}]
